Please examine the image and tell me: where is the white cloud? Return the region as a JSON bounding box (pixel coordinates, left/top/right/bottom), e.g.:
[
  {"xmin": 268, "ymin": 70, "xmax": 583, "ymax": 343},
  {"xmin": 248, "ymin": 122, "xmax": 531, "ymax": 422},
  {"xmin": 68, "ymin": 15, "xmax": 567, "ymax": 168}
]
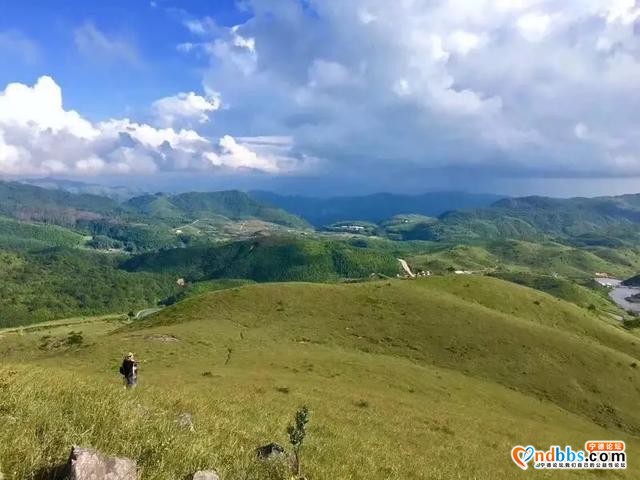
[
  {"xmin": 177, "ymin": 42, "xmax": 196, "ymax": 53},
  {"xmin": 0, "ymin": 30, "xmax": 40, "ymax": 65},
  {"xmin": 0, "ymin": 76, "xmax": 98, "ymax": 139},
  {"xmin": 308, "ymin": 60, "xmax": 353, "ymax": 88},
  {"xmin": 185, "ymin": 19, "xmax": 209, "ymax": 35},
  {"xmin": 206, "ymin": 135, "xmax": 290, "ymax": 173},
  {"xmin": 574, "ymin": 123, "xmax": 589, "ymax": 140},
  {"xmin": 172, "ymin": 0, "xmax": 640, "ymax": 179},
  {"xmin": 447, "ymin": 30, "xmax": 487, "ymax": 56},
  {"xmin": 74, "ymin": 22, "xmax": 142, "ymax": 67},
  {"xmin": 605, "ymin": 0, "xmax": 640, "ymax": 24},
  {"xmin": 0, "ymin": 76, "xmax": 300, "ymax": 176},
  {"xmin": 152, "ymin": 91, "xmax": 222, "ymax": 127},
  {"xmin": 230, "ymin": 25, "xmax": 256, "ymax": 52},
  {"xmin": 516, "ymin": 13, "xmax": 552, "ymax": 42}
]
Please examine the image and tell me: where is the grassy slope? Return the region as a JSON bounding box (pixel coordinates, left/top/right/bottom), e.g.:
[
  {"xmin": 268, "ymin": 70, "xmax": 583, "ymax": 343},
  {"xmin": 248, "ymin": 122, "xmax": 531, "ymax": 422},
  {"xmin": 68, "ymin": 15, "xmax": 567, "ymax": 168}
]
[
  {"xmin": 490, "ymin": 271, "xmax": 615, "ymax": 311},
  {"xmin": 406, "ymin": 240, "xmax": 640, "ymax": 312},
  {"xmin": 2, "ymin": 276, "xmax": 640, "ymax": 479},
  {"xmin": 409, "ymin": 240, "xmax": 640, "ymax": 278}
]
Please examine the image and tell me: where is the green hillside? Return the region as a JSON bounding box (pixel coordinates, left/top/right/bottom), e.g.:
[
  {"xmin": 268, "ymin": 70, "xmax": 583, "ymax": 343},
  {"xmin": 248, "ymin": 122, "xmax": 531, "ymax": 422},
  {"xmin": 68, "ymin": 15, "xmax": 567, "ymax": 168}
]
[
  {"xmin": 0, "ymin": 216, "xmax": 87, "ymax": 250},
  {"xmin": 0, "ymin": 183, "xmax": 311, "ymax": 252},
  {"xmin": 2, "ymin": 277, "xmax": 640, "ymax": 479},
  {"xmin": 126, "ymin": 191, "xmax": 309, "ymax": 228},
  {"xmin": 0, "ymin": 248, "xmax": 176, "ymax": 328},
  {"xmin": 79, "ymin": 218, "xmax": 184, "ymax": 252},
  {"xmin": 404, "ymin": 240, "xmax": 640, "ymax": 313},
  {"xmin": 489, "ymin": 272, "xmax": 613, "ymax": 311},
  {"xmin": 380, "ymin": 214, "xmax": 439, "ymax": 240},
  {"xmin": 122, "ymin": 236, "xmax": 400, "ymax": 282},
  {"xmin": 409, "ymin": 240, "xmax": 640, "ymax": 278},
  {"xmin": 0, "ymin": 180, "xmax": 122, "ymax": 225},
  {"xmin": 415, "ymin": 194, "xmax": 640, "ymax": 244}
]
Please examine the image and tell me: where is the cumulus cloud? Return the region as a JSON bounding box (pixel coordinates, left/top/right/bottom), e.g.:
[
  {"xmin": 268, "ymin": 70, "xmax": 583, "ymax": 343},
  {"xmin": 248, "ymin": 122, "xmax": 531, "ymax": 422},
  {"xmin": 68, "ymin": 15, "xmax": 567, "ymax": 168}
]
[
  {"xmin": 74, "ymin": 22, "xmax": 143, "ymax": 67},
  {"xmin": 173, "ymin": 0, "xmax": 640, "ymax": 179},
  {"xmin": 0, "ymin": 76, "xmax": 301, "ymax": 176},
  {"xmin": 205, "ymin": 135, "xmax": 295, "ymax": 173},
  {"xmin": 152, "ymin": 91, "xmax": 222, "ymax": 127},
  {"xmin": 516, "ymin": 13, "xmax": 552, "ymax": 42}
]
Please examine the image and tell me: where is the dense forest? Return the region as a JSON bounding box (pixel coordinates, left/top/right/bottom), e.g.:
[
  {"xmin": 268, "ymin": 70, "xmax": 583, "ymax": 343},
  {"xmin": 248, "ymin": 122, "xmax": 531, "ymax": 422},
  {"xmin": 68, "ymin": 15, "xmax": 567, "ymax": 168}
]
[{"xmin": 0, "ymin": 248, "xmax": 177, "ymax": 328}]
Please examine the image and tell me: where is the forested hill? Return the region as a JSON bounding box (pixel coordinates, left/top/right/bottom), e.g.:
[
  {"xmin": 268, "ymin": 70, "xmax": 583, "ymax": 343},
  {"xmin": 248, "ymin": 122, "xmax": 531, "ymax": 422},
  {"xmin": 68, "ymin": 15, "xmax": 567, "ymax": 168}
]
[
  {"xmin": 121, "ymin": 236, "xmax": 399, "ymax": 282},
  {"xmin": 0, "ymin": 180, "xmax": 123, "ymax": 225},
  {"xmin": 423, "ymin": 193, "xmax": 640, "ymax": 245},
  {"xmin": 2, "ymin": 181, "xmax": 308, "ymax": 229},
  {"xmin": 125, "ymin": 190, "xmax": 309, "ymax": 228},
  {"xmin": 8, "ymin": 178, "xmax": 640, "ymax": 247}
]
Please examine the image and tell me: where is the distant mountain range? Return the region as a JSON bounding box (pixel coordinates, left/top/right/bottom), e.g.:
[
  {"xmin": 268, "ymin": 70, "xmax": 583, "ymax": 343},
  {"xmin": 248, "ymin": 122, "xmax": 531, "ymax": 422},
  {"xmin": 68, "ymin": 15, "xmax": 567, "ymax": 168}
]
[
  {"xmin": 6, "ymin": 178, "xmax": 640, "ymax": 247},
  {"xmin": 0, "ymin": 180, "xmax": 124, "ymax": 226},
  {"xmin": 18, "ymin": 177, "xmax": 143, "ymax": 201},
  {"xmin": 249, "ymin": 190, "xmax": 505, "ymax": 226}
]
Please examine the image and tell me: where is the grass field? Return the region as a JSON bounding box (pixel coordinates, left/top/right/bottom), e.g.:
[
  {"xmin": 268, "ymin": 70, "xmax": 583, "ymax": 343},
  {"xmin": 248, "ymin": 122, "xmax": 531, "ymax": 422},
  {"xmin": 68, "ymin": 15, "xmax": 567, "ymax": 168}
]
[
  {"xmin": 1, "ymin": 276, "xmax": 639, "ymax": 479},
  {"xmin": 408, "ymin": 240, "xmax": 640, "ymax": 279}
]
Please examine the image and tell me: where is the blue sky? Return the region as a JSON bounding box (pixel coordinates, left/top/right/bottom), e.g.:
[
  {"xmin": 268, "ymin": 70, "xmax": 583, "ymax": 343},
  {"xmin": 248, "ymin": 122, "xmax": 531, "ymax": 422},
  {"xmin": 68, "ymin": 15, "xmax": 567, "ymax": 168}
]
[
  {"xmin": 0, "ymin": 0, "xmax": 246, "ymax": 119},
  {"xmin": 1, "ymin": 1, "xmax": 640, "ymax": 196}
]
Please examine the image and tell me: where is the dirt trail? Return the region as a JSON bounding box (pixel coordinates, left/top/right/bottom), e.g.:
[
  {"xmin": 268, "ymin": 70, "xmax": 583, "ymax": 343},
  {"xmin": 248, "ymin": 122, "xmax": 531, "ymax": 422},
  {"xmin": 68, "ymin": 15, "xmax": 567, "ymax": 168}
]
[
  {"xmin": 397, "ymin": 258, "xmax": 415, "ymax": 278},
  {"xmin": 135, "ymin": 307, "xmax": 163, "ymax": 320}
]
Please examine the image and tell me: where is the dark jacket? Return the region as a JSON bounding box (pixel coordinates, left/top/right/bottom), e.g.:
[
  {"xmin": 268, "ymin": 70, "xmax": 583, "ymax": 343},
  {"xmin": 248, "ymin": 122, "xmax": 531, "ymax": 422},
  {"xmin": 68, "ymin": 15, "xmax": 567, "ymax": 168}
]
[{"xmin": 120, "ymin": 359, "xmax": 137, "ymax": 377}]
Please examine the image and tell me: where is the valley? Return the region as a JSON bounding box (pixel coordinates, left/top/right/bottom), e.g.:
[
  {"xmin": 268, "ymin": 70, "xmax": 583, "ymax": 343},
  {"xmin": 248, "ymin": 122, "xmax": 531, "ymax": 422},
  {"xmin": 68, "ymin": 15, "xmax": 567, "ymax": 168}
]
[
  {"xmin": 2, "ymin": 179, "xmax": 640, "ymax": 478},
  {"xmin": 2, "ymin": 6, "xmax": 638, "ymax": 478}
]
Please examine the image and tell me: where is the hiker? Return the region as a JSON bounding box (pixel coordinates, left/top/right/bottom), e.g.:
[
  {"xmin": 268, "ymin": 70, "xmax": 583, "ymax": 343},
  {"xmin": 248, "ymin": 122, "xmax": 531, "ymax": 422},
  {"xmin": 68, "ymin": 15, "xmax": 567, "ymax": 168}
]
[{"xmin": 120, "ymin": 352, "xmax": 139, "ymax": 388}]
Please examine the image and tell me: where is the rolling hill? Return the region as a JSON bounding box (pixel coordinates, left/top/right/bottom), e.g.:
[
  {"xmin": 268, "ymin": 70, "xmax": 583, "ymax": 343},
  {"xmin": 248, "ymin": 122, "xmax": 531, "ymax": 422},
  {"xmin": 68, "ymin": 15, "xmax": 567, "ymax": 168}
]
[
  {"xmin": 122, "ymin": 236, "xmax": 400, "ymax": 282},
  {"xmin": 0, "ymin": 180, "xmax": 123, "ymax": 225},
  {"xmin": 126, "ymin": 191, "xmax": 309, "ymax": 228},
  {"xmin": 418, "ymin": 194, "xmax": 640, "ymax": 244},
  {"xmin": 2, "ymin": 276, "xmax": 640, "ymax": 479},
  {"xmin": 0, "ymin": 182, "xmax": 312, "ymax": 252},
  {"xmin": 250, "ymin": 191, "xmax": 504, "ymax": 226},
  {"xmin": 407, "ymin": 239, "xmax": 640, "ymax": 278}
]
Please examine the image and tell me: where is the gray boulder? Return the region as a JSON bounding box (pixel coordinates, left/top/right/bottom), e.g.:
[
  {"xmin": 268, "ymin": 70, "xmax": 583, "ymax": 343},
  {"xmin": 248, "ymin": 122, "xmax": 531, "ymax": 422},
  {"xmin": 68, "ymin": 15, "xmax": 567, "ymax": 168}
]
[
  {"xmin": 67, "ymin": 446, "xmax": 137, "ymax": 480},
  {"xmin": 193, "ymin": 471, "xmax": 220, "ymax": 480},
  {"xmin": 256, "ymin": 442, "xmax": 285, "ymax": 459}
]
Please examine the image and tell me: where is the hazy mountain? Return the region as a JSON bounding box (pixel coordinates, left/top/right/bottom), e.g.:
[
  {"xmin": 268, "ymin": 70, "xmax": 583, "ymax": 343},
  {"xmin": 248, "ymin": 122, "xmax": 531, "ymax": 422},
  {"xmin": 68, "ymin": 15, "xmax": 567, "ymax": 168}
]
[
  {"xmin": 0, "ymin": 180, "xmax": 123, "ymax": 225},
  {"xmin": 249, "ymin": 191, "xmax": 505, "ymax": 226},
  {"xmin": 18, "ymin": 178, "xmax": 144, "ymax": 201}
]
